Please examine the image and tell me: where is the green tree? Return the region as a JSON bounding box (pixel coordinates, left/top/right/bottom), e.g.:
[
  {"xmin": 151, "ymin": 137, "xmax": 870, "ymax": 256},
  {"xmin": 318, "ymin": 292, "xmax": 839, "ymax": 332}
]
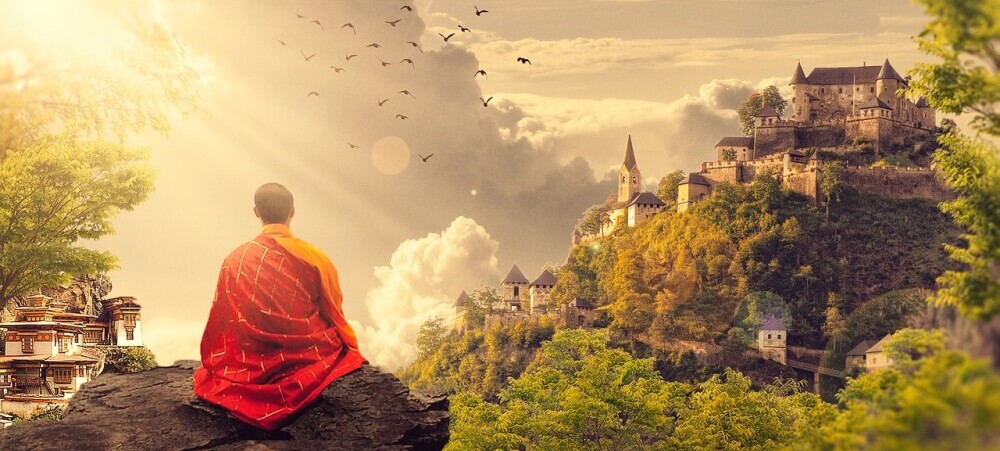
[
  {"xmin": 416, "ymin": 316, "xmax": 448, "ymax": 358},
  {"xmin": 577, "ymin": 203, "xmax": 611, "ymax": 236},
  {"xmin": 819, "ymin": 161, "xmax": 844, "ymax": 220},
  {"xmin": 907, "ymin": 0, "xmax": 1000, "ymax": 320},
  {"xmin": 656, "ymin": 169, "xmax": 685, "ymax": 208},
  {"xmin": 737, "ymin": 85, "xmax": 788, "ymax": 136},
  {"xmin": 0, "ymin": 6, "xmax": 198, "ymax": 309}
]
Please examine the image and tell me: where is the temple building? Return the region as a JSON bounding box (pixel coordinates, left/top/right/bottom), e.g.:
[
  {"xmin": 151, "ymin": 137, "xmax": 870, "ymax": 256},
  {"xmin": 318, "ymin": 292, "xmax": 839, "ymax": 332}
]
[{"xmin": 0, "ymin": 293, "xmax": 144, "ymax": 417}]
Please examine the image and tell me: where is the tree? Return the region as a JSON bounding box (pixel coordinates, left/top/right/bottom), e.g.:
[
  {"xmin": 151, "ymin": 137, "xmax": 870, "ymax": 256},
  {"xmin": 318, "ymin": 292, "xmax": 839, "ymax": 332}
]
[
  {"xmin": 0, "ymin": 4, "xmax": 198, "ymax": 309},
  {"xmin": 737, "ymin": 85, "xmax": 788, "ymax": 136},
  {"xmin": 576, "ymin": 203, "xmax": 611, "ymax": 236},
  {"xmin": 907, "ymin": 0, "xmax": 1000, "ymax": 320},
  {"xmin": 722, "ymin": 148, "xmax": 737, "ymax": 162},
  {"xmin": 818, "ymin": 161, "xmax": 844, "ymax": 221},
  {"xmin": 656, "ymin": 169, "xmax": 685, "ymax": 208},
  {"xmin": 415, "ymin": 316, "xmax": 448, "ymax": 358}
]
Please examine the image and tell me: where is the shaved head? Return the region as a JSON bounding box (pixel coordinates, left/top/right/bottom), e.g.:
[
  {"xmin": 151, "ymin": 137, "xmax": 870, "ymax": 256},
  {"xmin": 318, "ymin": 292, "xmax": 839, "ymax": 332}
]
[{"xmin": 254, "ymin": 183, "xmax": 294, "ymax": 224}]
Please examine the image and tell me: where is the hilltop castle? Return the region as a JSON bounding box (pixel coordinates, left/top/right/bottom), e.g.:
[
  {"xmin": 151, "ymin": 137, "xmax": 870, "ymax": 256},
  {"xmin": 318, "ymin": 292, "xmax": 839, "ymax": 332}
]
[{"xmin": 678, "ymin": 59, "xmax": 952, "ymax": 211}]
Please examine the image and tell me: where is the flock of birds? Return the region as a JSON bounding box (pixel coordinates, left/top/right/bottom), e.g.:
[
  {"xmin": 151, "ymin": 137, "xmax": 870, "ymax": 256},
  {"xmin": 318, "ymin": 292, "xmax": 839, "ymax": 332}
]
[{"xmin": 279, "ymin": 4, "xmax": 533, "ymax": 162}]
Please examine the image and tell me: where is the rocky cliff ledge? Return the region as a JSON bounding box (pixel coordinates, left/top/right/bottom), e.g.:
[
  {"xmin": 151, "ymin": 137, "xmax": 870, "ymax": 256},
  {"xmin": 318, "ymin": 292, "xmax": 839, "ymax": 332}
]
[{"xmin": 0, "ymin": 361, "xmax": 449, "ymax": 450}]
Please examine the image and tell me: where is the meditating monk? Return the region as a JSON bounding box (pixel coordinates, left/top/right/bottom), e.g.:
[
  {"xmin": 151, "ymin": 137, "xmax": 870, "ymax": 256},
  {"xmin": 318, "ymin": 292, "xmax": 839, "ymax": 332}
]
[{"xmin": 193, "ymin": 183, "xmax": 365, "ymax": 431}]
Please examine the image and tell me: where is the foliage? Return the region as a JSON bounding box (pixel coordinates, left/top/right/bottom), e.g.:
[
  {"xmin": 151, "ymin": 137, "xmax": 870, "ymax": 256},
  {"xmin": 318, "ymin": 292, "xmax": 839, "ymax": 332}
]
[
  {"xmin": 656, "ymin": 169, "xmax": 685, "ymax": 209},
  {"xmin": 0, "ymin": 138, "xmax": 154, "ymax": 306},
  {"xmin": 818, "ymin": 161, "xmax": 844, "ymax": 220},
  {"xmin": 398, "ymin": 316, "xmax": 555, "ymax": 399},
  {"xmin": 829, "ymin": 329, "xmax": 1000, "ymax": 450},
  {"xmin": 0, "ymin": 6, "xmax": 198, "ymax": 309},
  {"xmin": 927, "ymin": 132, "xmax": 1000, "ymax": 319},
  {"xmin": 577, "ymin": 203, "xmax": 611, "ymax": 236},
  {"xmin": 821, "ymin": 290, "xmax": 926, "ymax": 370},
  {"xmin": 102, "ymin": 346, "xmax": 158, "ymax": 373},
  {"xmin": 416, "ymin": 316, "xmax": 448, "ymax": 358},
  {"xmin": 907, "ymin": 0, "xmax": 1000, "ymax": 320},
  {"xmin": 27, "ymin": 404, "xmax": 65, "ymax": 422},
  {"xmin": 737, "ymin": 85, "xmax": 788, "ymax": 136}
]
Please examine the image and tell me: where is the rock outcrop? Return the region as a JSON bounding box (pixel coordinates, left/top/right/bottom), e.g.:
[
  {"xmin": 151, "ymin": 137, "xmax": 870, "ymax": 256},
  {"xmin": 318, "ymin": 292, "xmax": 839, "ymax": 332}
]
[{"xmin": 0, "ymin": 361, "xmax": 449, "ymax": 450}]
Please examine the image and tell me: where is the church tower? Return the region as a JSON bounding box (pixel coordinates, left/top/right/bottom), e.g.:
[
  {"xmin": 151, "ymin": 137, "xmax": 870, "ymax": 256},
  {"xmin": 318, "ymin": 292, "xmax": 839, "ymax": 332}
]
[{"xmin": 617, "ymin": 135, "xmax": 642, "ymax": 203}]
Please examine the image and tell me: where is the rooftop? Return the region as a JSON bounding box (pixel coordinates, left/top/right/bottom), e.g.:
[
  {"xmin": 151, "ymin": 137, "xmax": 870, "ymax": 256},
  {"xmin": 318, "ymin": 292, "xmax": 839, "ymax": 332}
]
[
  {"xmin": 531, "ymin": 269, "xmax": 557, "ymax": 287},
  {"xmin": 761, "ymin": 315, "xmax": 786, "ymax": 331},
  {"xmin": 867, "ymin": 334, "xmax": 893, "ymax": 353},
  {"xmin": 502, "ymin": 265, "xmax": 529, "ymax": 284},
  {"xmin": 679, "ymin": 173, "xmax": 711, "ymax": 186},
  {"xmin": 716, "ymin": 136, "xmax": 754, "ymax": 148},
  {"xmin": 623, "ymin": 135, "xmax": 638, "ymax": 171},
  {"xmin": 569, "ymin": 298, "xmax": 595, "ymax": 309},
  {"xmin": 626, "ymin": 192, "xmax": 665, "ymax": 208},
  {"xmin": 858, "ymin": 97, "xmax": 893, "ymax": 110},
  {"xmin": 846, "ymin": 340, "xmax": 874, "ymax": 356}
]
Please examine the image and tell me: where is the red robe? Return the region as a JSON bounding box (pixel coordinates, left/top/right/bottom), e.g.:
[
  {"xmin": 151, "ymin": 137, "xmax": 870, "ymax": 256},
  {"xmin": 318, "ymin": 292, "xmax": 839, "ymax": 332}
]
[{"xmin": 193, "ymin": 229, "xmax": 365, "ymax": 431}]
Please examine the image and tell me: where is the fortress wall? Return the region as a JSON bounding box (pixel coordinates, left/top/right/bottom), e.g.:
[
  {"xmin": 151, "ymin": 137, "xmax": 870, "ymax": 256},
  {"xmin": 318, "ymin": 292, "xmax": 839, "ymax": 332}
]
[
  {"xmin": 784, "ymin": 171, "xmax": 819, "ymax": 202},
  {"xmin": 796, "ymin": 123, "xmax": 845, "ymax": 148},
  {"xmin": 754, "ymin": 124, "xmax": 797, "ymax": 158},
  {"xmin": 847, "ymin": 115, "xmax": 936, "ymax": 152},
  {"xmin": 702, "ymin": 166, "xmax": 741, "ymax": 185},
  {"xmin": 840, "ymin": 167, "xmax": 954, "ymax": 201}
]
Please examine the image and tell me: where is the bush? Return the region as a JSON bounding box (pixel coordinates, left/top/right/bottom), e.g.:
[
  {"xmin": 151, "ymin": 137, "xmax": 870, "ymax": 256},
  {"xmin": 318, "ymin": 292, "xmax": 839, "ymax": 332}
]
[{"xmin": 102, "ymin": 346, "xmax": 158, "ymax": 374}]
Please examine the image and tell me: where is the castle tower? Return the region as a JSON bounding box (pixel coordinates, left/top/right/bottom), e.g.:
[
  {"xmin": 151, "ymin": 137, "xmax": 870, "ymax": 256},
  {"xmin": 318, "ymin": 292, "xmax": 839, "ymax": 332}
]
[
  {"xmin": 876, "ymin": 59, "xmax": 903, "ymax": 114},
  {"xmin": 618, "ymin": 135, "xmax": 642, "ymax": 203},
  {"xmin": 453, "ymin": 290, "xmax": 470, "ymax": 331},
  {"xmin": 790, "ymin": 61, "xmax": 809, "ymax": 121},
  {"xmin": 500, "ymin": 264, "xmax": 529, "ymax": 312},
  {"xmin": 529, "ymin": 269, "xmax": 557, "ymax": 314}
]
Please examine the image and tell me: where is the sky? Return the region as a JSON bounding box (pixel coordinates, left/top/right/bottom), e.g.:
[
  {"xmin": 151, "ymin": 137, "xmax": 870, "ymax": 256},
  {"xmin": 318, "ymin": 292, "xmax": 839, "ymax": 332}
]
[{"xmin": 0, "ymin": 0, "xmax": 934, "ymax": 369}]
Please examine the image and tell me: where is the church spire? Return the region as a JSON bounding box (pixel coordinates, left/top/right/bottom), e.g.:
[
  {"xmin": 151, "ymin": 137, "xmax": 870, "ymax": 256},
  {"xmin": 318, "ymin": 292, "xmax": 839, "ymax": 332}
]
[{"xmin": 623, "ymin": 134, "xmax": 637, "ymax": 170}]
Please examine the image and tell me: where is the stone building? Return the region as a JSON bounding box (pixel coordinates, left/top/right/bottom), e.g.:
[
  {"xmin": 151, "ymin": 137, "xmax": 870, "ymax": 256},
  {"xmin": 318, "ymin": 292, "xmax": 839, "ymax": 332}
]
[
  {"xmin": 585, "ymin": 136, "xmax": 665, "ymax": 238},
  {"xmin": 845, "ymin": 340, "xmax": 874, "ymax": 370},
  {"xmin": 500, "ymin": 265, "xmax": 530, "ymax": 312},
  {"xmin": 561, "ymin": 298, "xmax": 596, "ymax": 329},
  {"xmin": 528, "ymin": 270, "xmax": 556, "ymax": 314},
  {"xmin": 865, "ymin": 334, "xmax": 894, "ymax": 371},
  {"xmin": 452, "ymin": 290, "xmax": 470, "ymax": 332},
  {"xmin": 0, "ymin": 293, "xmax": 143, "ymax": 417},
  {"xmin": 677, "ymin": 59, "xmax": 949, "ymax": 210},
  {"xmin": 757, "ymin": 315, "xmax": 787, "ymax": 365}
]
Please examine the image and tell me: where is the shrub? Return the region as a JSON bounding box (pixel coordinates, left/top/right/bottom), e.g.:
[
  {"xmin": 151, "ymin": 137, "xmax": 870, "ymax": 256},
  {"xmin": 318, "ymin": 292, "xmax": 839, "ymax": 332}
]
[{"xmin": 102, "ymin": 346, "xmax": 158, "ymax": 374}]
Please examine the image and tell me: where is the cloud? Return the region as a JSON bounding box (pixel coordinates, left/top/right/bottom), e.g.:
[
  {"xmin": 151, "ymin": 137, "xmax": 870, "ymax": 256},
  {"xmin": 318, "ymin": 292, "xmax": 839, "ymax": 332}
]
[
  {"xmin": 462, "ymin": 32, "xmax": 919, "ymax": 81},
  {"xmin": 489, "ymin": 75, "xmax": 790, "ymax": 175},
  {"xmin": 354, "ymin": 216, "xmax": 500, "ymax": 370}
]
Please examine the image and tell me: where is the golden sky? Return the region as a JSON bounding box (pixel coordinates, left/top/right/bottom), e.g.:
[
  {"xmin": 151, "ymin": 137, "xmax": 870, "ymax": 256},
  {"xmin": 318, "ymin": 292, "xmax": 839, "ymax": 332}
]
[{"xmin": 1, "ymin": 0, "xmax": 934, "ymax": 368}]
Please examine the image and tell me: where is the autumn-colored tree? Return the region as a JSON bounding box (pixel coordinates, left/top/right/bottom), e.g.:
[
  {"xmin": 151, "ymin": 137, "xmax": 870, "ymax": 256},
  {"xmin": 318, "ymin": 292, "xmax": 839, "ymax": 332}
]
[{"xmin": 736, "ymin": 85, "xmax": 788, "ymax": 136}]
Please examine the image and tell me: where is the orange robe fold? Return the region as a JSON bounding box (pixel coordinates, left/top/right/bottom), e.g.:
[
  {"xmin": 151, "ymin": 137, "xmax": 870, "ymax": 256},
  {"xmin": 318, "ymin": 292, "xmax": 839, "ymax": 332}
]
[{"xmin": 193, "ymin": 225, "xmax": 365, "ymax": 431}]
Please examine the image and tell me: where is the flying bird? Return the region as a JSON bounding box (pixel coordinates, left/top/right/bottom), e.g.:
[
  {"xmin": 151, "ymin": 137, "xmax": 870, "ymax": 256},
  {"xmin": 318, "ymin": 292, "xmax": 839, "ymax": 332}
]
[
  {"xmin": 377, "ymin": 57, "xmax": 392, "ymax": 68},
  {"xmin": 400, "ymin": 58, "xmax": 415, "ymax": 68},
  {"xmin": 480, "ymin": 96, "xmax": 493, "ymax": 107},
  {"xmin": 301, "ymin": 50, "xmax": 317, "ymax": 61},
  {"xmin": 330, "ymin": 66, "xmax": 345, "ymax": 72},
  {"xmin": 341, "ymin": 23, "xmax": 356, "ymax": 34},
  {"xmin": 398, "ymin": 90, "xmax": 415, "ymax": 98},
  {"xmin": 307, "ymin": 91, "xmax": 319, "ymax": 97},
  {"xmin": 396, "ymin": 114, "xmax": 408, "ymax": 120},
  {"xmin": 400, "ymin": 5, "xmax": 413, "ymax": 11},
  {"xmin": 347, "ymin": 141, "xmax": 360, "ymax": 149},
  {"xmin": 439, "ymin": 32, "xmax": 455, "ymax": 42},
  {"xmin": 346, "ymin": 53, "xmax": 358, "ymax": 60},
  {"xmin": 386, "ymin": 19, "xmax": 402, "ymax": 27},
  {"xmin": 310, "ymin": 20, "xmax": 324, "ymax": 30},
  {"xmin": 367, "ymin": 42, "xmax": 382, "ymax": 48},
  {"xmin": 517, "ymin": 57, "xmax": 532, "ymax": 65},
  {"xmin": 475, "ymin": 6, "xmax": 489, "ymax": 16},
  {"xmin": 277, "ymin": 39, "xmax": 287, "ymax": 46},
  {"xmin": 406, "ymin": 41, "xmax": 424, "ymax": 53},
  {"xmin": 377, "ymin": 98, "xmax": 390, "ymax": 107},
  {"xmin": 296, "ymin": 13, "xmax": 306, "ymax": 19},
  {"xmin": 459, "ymin": 25, "xmax": 470, "ymax": 33},
  {"xmin": 418, "ymin": 153, "xmax": 434, "ymax": 162},
  {"xmin": 474, "ymin": 69, "xmax": 487, "ymax": 78}
]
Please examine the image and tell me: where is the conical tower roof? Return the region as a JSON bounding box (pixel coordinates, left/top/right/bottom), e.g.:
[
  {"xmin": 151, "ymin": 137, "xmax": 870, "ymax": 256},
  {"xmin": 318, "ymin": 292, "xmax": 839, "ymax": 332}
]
[
  {"xmin": 790, "ymin": 61, "xmax": 808, "ymax": 85},
  {"xmin": 502, "ymin": 264, "xmax": 529, "ymax": 284},
  {"xmin": 877, "ymin": 59, "xmax": 904, "ymax": 81},
  {"xmin": 455, "ymin": 290, "xmax": 470, "ymax": 307},
  {"xmin": 623, "ymin": 135, "xmax": 638, "ymax": 171}
]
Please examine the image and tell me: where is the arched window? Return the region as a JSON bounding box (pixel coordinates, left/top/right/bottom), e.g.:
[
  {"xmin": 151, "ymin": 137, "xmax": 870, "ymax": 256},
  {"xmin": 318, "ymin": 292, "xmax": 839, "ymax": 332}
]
[
  {"xmin": 631, "ymin": 176, "xmax": 637, "ymax": 184},
  {"xmin": 621, "ymin": 176, "xmax": 626, "ymax": 183}
]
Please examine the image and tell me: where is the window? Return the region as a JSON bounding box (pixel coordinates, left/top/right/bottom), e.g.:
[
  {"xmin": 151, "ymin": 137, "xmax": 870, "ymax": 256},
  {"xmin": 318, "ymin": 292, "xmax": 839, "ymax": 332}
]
[
  {"xmin": 767, "ymin": 333, "xmax": 772, "ymax": 339},
  {"xmin": 870, "ymin": 87, "xmax": 875, "ymax": 93},
  {"xmin": 52, "ymin": 368, "xmax": 72, "ymax": 384},
  {"xmin": 126, "ymin": 329, "xmax": 134, "ymax": 341},
  {"xmin": 820, "ymin": 88, "xmax": 825, "ymax": 94},
  {"xmin": 21, "ymin": 337, "xmax": 34, "ymax": 354},
  {"xmin": 513, "ymin": 286, "xmax": 519, "ymax": 298},
  {"xmin": 631, "ymin": 176, "xmax": 637, "ymax": 184},
  {"xmin": 777, "ymin": 334, "xmax": 782, "ymax": 340},
  {"xmin": 59, "ymin": 337, "xmax": 69, "ymax": 354},
  {"xmin": 839, "ymin": 87, "xmax": 843, "ymax": 94},
  {"xmin": 621, "ymin": 176, "xmax": 626, "ymax": 183}
]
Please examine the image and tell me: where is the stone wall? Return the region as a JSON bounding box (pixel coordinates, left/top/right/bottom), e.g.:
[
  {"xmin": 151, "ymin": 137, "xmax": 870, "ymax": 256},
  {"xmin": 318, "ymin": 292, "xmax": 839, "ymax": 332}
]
[
  {"xmin": 785, "ymin": 171, "xmax": 819, "ymax": 202},
  {"xmin": 701, "ymin": 165, "xmax": 741, "ymax": 184},
  {"xmin": 846, "ymin": 114, "xmax": 936, "ymax": 153},
  {"xmin": 754, "ymin": 122, "xmax": 797, "ymax": 158},
  {"xmin": 796, "ymin": 123, "xmax": 845, "ymax": 148},
  {"xmin": 840, "ymin": 166, "xmax": 954, "ymax": 201}
]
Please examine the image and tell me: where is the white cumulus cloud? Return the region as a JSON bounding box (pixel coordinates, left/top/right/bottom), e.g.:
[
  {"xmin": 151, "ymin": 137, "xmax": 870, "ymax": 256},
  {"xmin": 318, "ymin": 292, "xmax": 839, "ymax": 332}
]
[{"xmin": 354, "ymin": 216, "xmax": 500, "ymax": 370}]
